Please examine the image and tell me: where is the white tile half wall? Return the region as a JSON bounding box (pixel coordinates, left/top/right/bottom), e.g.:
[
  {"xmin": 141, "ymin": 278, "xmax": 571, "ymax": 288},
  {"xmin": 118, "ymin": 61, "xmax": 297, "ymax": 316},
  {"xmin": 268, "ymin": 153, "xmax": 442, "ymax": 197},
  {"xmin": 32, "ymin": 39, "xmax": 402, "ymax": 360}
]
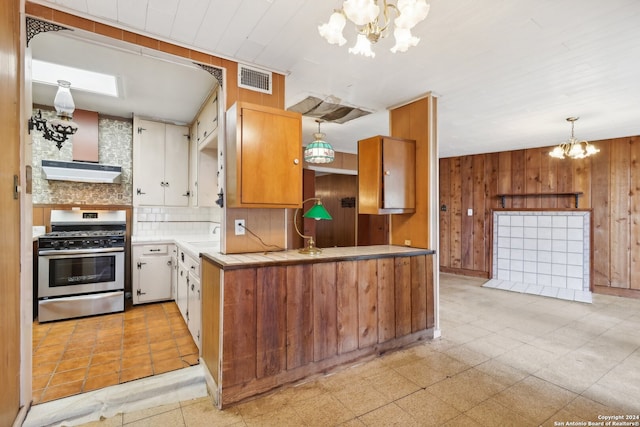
[
  {"xmin": 484, "ymin": 210, "xmax": 592, "ymax": 303},
  {"xmin": 133, "ymin": 206, "xmax": 222, "ymax": 238}
]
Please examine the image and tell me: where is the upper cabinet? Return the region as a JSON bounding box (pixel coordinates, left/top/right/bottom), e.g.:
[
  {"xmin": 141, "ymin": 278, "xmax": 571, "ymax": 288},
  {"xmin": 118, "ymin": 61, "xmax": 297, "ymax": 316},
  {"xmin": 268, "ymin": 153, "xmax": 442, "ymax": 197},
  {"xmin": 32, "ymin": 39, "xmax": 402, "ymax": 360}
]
[
  {"xmin": 358, "ymin": 135, "xmax": 416, "ymax": 214},
  {"xmin": 133, "ymin": 117, "xmax": 190, "ymax": 206},
  {"xmin": 225, "ymin": 102, "xmax": 302, "ymax": 208},
  {"xmin": 196, "ymin": 91, "xmax": 219, "ymax": 149}
]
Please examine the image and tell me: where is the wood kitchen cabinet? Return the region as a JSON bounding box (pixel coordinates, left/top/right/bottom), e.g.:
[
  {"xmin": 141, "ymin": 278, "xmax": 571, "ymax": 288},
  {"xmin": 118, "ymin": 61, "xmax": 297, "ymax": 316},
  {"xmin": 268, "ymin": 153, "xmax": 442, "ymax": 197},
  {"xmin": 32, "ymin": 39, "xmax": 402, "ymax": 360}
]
[
  {"xmin": 132, "ymin": 244, "xmax": 174, "ymax": 304},
  {"xmin": 225, "ymin": 102, "xmax": 302, "ymax": 208},
  {"xmin": 133, "ymin": 117, "xmax": 190, "ymax": 206},
  {"xmin": 358, "ymin": 135, "xmax": 416, "ymax": 214}
]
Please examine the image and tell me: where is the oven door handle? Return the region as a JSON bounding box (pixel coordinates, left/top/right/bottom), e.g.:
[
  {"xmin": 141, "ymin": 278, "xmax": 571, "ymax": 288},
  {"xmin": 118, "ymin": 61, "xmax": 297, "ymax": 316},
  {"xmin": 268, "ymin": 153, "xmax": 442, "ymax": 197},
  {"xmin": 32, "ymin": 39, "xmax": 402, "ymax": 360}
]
[{"xmin": 38, "ymin": 247, "xmax": 125, "ymax": 256}]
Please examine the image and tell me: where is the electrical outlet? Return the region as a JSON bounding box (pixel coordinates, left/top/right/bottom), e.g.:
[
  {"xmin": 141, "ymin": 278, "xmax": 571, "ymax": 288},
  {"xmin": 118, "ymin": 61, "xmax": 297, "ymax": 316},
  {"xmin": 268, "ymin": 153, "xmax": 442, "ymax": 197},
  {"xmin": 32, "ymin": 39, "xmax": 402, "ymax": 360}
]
[
  {"xmin": 467, "ymin": 208, "xmax": 473, "ymax": 216},
  {"xmin": 234, "ymin": 219, "xmax": 245, "ymax": 235},
  {"xmin": 404, "ymin": 239, "xmax": 411, "ymax": 246}
]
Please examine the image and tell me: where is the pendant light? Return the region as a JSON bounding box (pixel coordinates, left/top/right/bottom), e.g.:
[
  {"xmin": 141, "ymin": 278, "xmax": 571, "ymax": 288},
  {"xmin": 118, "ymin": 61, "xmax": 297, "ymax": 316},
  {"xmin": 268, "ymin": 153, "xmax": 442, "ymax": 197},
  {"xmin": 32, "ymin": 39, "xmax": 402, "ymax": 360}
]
[{"xmin": 304, "ymin": 120, "xmax": 335, "ymax": 164}]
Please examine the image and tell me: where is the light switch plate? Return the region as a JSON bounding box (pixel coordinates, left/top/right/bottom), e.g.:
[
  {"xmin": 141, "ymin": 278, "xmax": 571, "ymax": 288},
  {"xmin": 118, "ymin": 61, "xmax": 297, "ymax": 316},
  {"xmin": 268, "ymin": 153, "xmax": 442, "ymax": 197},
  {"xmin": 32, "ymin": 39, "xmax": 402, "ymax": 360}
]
[{"xmin": 467, "ymin": 208, "xmax": 473, "ymax": 216}]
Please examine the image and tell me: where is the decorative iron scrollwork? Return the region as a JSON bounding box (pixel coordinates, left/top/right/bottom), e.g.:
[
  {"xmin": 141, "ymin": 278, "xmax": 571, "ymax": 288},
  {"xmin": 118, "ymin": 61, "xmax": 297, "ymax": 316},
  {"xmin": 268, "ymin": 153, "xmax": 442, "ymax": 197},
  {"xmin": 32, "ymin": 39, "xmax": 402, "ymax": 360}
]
[
  {"xmin": 195, "ymin": 63, "xmax": 224, "ymax": 87},
  {"xmin": 26, "ymin": 17, "xmax": 72, "ymax": 47}
]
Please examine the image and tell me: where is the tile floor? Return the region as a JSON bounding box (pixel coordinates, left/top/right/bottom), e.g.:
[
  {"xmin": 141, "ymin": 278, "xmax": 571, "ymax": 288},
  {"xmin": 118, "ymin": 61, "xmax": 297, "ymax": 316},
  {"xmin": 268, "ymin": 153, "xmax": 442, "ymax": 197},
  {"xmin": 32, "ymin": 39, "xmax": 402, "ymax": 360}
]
[
  {"xmin": 74, "ymin": 274, "xmax": 640, "ymax": 426},
  {"xmin": 32, "ymin": 301, "xmax": 200, "ymax": 404}
]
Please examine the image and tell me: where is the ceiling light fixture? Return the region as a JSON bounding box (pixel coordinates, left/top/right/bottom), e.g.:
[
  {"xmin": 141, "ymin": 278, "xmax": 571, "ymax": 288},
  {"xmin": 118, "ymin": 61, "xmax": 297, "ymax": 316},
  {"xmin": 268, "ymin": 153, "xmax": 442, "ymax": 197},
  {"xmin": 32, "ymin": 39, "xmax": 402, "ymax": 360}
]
[
  {"xmin": 304, "ymin": 119, "xmax": 335, "ymax": 164},
  {"xmin": 28, "ymin": 80, "xmax": 79, "ymax": 150},
  {"xmin": 549, "ymin": 117, "xmax": 599, "ymax": 160},
  {"xmin": 318, "ymin": 0, "xmax": 430, "ymax": 58}
]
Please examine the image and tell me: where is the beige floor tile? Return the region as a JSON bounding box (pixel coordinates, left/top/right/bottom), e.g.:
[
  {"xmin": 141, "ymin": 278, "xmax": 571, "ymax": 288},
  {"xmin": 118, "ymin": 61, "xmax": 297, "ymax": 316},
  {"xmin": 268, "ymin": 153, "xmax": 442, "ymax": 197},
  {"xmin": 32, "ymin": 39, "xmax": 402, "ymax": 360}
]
[
  {"xmin": 357, "ymin": 403, "xmax": 419, "ymax": 427},
  {"xmin": 123, "ymin": 408, "xmax": 185, "ymax": 427},
  {"xmin": 181, "ymin": 396, "xmax": 244, "ymax": 427},
  {"xmin": 440, "ymin": 413, "xmax": 483, "ymax": 427},
  {"xmin": 392, "ymin": 358, "xmax": 450, "ymax": 388},
  {"xmin": 424, "ymin": 368, "xmax": 506, "ymax": 412},
  {"xmin": 464, "ymin": 398, "xmax": 535, "ymax": 427},
  {"xmin": 365, "ymin": 367, "xmax": 422, "ymax": 401},
  {"xmin": 243, "ymin": 406, "xmax": 305, "ymax": 427},
  {"xmin": 122, "ymin": 402, "xmax": 181, "ymax": 424},
  {"xmin": 395, "ymin": 389, "xmax": 461, "ymax": 425},
  {"xmin": 534, "ymin": 350, "xmax": 612, "ymax": 393},
  {"xmin": 473, "ymin": 359, "xmax": 528, "ymax": 388},
  {"xmin": 492, "ymin": 376, "xmax": 577, "ymax": 424},
  {"xmin": 540, "ymin": 408, "xmax": 588, "ymax": 427},
  {"xmin": 77, "ymin": 413, "xmax": 124, "ymax": 427},
  {"xmin": 235, "ymin": 389, "xmax": 294, "ymax": 420},
  {"xmin": 494, "ymin": 343, "xmax": 558, "ymax": 374},
  {"xmin": 404, "ymin": 350, "xmax": 470, "ymax": 378},
  {"xmin": 290, "ymin": 392, "xmax": 355, "ymax": 427},
  {"xmin": 582, "ymin": 364, "xmax": 640, "ymax": 412},
  {"xmin": 444, "ymin": 344, "xmax": 492, "ymax": 366},
  {"xmin": 330, "ymin": 377, "xmax": 392, "ymax": 416},
  {"xmin": 562, "ymin": 395, "xmax": 627, "ymax": 421}
]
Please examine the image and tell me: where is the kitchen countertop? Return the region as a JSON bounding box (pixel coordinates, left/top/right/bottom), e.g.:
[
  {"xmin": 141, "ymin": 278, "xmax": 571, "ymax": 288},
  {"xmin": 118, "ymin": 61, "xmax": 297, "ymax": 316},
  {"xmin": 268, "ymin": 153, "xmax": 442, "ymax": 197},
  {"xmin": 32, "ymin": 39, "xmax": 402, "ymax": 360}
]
[
  {"xmin": 132, "ymin": 235, "xmax": 220, "ymax": 260},
  {"xmin": 202, "ymin": 245, "xmax": 435, "ymax": 270}
]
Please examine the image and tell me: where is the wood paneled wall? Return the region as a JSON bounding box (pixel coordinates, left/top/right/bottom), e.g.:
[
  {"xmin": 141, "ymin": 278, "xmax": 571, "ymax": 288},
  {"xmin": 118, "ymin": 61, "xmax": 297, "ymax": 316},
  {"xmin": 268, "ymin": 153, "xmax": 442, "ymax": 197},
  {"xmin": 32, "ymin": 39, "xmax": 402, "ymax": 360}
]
[
  {"xmin": 389, "ymin": 95, "xmax": 437, "ymax": 249},
  {"xmin": 315, "ymin": 174, "xmax": 357, "ymax": 248},
  {"xmin": 1, "ymin": 0, "xmax": 23, "ymax": 423},
  {"xmin": 439, "ymin": 135, "xmax": 640, "ymax": 298}
]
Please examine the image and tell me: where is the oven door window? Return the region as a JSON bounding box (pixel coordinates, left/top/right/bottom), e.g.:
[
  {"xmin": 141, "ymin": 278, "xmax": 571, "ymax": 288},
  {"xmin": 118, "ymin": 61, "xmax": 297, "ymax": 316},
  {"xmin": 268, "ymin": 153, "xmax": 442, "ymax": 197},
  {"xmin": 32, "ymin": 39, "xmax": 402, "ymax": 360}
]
[{"xmin": 49, "ymin": 255, "xmax": 116, "ymax": 287}]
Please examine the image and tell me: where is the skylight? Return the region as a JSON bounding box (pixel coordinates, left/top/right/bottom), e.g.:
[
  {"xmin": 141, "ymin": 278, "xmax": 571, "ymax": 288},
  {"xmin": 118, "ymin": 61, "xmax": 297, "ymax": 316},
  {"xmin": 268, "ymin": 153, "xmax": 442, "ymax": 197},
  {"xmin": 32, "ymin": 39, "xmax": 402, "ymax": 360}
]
[{"xmin": 32, "ymin": 59, "xmax": 119, "ymax": 97}]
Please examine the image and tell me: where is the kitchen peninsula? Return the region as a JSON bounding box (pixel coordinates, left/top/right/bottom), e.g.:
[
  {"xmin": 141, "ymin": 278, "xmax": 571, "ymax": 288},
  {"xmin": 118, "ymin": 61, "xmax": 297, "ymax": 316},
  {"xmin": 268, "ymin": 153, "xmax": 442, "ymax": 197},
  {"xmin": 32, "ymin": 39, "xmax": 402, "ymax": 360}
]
[{"xmin": 199, "ymin": 245, "xmax": 436, "ymax": 408}]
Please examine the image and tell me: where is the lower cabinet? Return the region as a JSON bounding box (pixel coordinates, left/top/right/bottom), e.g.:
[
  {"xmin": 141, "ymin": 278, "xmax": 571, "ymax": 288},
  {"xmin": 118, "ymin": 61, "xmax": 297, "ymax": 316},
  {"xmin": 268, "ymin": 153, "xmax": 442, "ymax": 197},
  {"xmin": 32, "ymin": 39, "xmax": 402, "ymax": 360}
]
[
  {"xmin": 188, "ymin": 269, "xmax": 201, "ymax": 349},
  {"xmin": 132, "ymin": 244, "xmax": 174, "ymax": 304},
  {"xmin": 177, "ymin": 246, "xmax": 201, "ymax": 351}
]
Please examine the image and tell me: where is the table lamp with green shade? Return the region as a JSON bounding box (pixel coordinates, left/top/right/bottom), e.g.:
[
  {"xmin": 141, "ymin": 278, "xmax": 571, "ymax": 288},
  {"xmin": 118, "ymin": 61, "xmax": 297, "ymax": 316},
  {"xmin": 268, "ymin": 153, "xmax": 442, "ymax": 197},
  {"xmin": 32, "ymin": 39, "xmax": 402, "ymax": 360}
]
[{"xmin": 294, "ymin": 198, "xmax": 332, "ymax": 254}]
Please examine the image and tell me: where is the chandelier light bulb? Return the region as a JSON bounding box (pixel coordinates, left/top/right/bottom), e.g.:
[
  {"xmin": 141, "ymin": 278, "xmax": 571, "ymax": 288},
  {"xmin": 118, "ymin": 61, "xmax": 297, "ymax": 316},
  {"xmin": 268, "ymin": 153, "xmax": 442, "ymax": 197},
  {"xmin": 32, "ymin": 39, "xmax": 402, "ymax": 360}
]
[
  {"xmin": 342, "ymin": 0, "xmax": 379, "ymax": 26},
  {"xmin": 395, "ymin": 0, "xmax": 431, "ymax": 29},
  {"xmin": 318, "ymin": 11, "xmax": 347, "ymax": 46},
  {"xmin": 391, "ymin": 27, "xmax": 420, "ymax": 53},
  {"xmin": 349, "ymin": 33, "xmax": 376, "ymax": 57}
]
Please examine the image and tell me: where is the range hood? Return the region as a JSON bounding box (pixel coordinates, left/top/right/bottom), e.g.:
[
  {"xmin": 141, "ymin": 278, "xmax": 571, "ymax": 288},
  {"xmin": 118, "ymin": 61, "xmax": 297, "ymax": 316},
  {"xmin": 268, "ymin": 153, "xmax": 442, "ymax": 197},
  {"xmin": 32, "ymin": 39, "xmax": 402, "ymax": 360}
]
[{"xmin": 42, "ymin": 159, "xmax": 122, "ymax": 184}]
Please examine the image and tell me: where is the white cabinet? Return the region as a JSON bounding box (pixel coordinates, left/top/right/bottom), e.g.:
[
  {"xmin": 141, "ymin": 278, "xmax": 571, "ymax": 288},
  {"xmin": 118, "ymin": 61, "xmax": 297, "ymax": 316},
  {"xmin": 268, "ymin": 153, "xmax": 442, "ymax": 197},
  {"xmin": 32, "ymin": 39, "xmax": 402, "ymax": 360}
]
[
  {"xmin": 133, "ymin": 117, "xmax": 190, "ymax": 206},
  {"xmin": 187, "ymin": 269, "xmax": 201, "ymax": 349},
  {"xmin": 176, "ymin": 245, "xmax": 201, "ymax": 350},
  {"xmin": 196, "ymin": 90, "xmax": 218, "ymax": 148},
  {"xmin": 171, "ymin": 245, "xmax": 178, "ymax": 301},
  {"xmin": 132, "ymin": 244, "xmax": 173, "ymax": 304},
  {"xmin": 189, "ymin": 87, "xmax": 220, "ymax": 207}
]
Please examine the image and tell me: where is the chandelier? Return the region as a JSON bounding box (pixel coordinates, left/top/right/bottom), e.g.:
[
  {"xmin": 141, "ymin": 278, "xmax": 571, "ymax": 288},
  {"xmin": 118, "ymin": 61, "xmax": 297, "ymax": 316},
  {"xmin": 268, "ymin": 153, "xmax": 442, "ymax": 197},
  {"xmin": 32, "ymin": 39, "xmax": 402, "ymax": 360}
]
[
  {"xmin": 318, "ymin": 0, "xmax": 430, "ymax": 58},
  {"xmin": 304, "ymin": 120, "xmax": 335, "ymax": 164},
  {"xmin": 549, "ymin": 117, "xmax": 599, "ymax": 160}
]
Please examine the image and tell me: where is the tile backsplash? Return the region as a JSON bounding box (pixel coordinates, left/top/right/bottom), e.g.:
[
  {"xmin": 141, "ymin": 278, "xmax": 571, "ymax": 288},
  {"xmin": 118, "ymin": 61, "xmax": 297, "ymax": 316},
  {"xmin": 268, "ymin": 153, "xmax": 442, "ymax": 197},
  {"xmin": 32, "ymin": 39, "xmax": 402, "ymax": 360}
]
[
  {"xmin": 133, "ymin": 206, "xmax": 222, "ymax": 239},
  {"xmin": 32, "ymin": 110, "xmax": 133, "ymax": 205},
  {"xmin": 488, "ymin": 210, "xmax": 591, "ymax": 303}
]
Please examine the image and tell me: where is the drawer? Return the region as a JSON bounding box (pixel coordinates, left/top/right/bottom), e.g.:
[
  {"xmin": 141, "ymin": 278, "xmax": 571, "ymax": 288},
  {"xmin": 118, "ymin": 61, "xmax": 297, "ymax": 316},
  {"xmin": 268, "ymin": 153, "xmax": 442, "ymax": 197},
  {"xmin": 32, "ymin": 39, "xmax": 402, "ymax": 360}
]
[{"xmin": 139, "ymin": 244, "xmax": 168, "ymax": 255}]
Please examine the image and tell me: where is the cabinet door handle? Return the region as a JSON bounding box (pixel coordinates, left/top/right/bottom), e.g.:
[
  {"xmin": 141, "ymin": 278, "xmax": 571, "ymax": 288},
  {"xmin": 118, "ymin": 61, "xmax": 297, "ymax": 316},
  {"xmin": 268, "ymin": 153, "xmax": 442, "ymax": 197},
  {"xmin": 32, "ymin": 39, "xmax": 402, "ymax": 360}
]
[
  {"xmin": 293, "ymin": 158, "xmax": 299, "ymax": 165},
  {"xmin": 149, "ymin": 249, "xmax": 161, "ymax": 252},
  {"xmin": 167, "ymin": 260, "xmax": 172, "ymax": 266},
  {"xmin": 384, "ymin": 170, "xmax": 391, "ymax": 176},
  {"xmin": 136, "ymin": 188, "xmax": 146, "ymax": 195}
]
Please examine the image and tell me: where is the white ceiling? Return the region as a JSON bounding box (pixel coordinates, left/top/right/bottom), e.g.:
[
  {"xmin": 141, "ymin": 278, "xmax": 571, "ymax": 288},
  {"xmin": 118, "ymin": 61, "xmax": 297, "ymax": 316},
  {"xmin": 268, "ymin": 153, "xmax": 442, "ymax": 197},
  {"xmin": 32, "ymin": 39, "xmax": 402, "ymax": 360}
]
[{"xmin": 29, "ymin": 0, "xmax": 640, "ymax": 157}]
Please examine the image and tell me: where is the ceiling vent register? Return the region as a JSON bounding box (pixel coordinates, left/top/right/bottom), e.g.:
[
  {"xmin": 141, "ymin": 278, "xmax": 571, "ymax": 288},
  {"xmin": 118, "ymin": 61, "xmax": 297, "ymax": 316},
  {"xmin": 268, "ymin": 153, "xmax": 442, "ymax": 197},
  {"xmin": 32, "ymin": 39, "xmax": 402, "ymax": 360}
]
[{"xmin": 238, "ymin": 64, "xmax": 272, "ymax": 94}]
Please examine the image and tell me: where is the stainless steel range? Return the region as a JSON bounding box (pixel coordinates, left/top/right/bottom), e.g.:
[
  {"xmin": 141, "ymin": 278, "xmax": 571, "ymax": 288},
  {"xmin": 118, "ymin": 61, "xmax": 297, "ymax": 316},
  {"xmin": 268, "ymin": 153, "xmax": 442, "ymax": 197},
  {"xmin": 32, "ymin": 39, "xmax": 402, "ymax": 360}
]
[{"xmin": 38, "ymin": 209, "xmax": 126, "ymax": 322}]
